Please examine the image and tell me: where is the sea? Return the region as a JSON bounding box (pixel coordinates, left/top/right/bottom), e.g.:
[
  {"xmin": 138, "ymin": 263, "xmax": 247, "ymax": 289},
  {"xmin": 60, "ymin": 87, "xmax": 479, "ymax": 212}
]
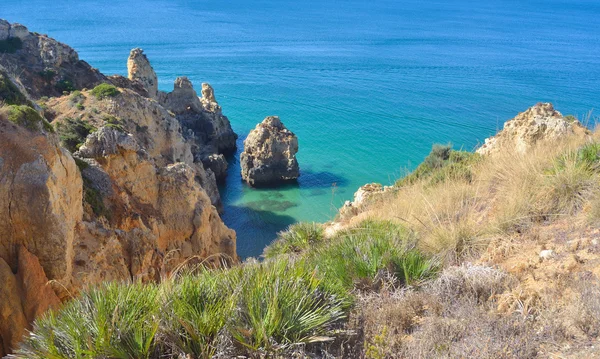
[{"xmin": 3, "ymin": 0, "xmax": 599, "ymax": 258}]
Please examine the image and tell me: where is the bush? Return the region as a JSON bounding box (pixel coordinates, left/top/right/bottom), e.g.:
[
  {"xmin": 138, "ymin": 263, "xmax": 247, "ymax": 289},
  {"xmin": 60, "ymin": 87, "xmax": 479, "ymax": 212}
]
[
  {"xmin": 3, "ymin": 104, "xmax": 53, "ymax": 132},
  {"xmin": 14, "ymin": 282, "xmax": 161, "ymax": 359},
  {"xmin": 91, "ymin": 83, "xmax": 120, "ymax": 100},
  {"xmin": 264, "ymin": 222, "xmax": 324, "ymax": 258},
  {"xmin": 396, "ymin": 144, "xmax": 480, "ymax": 187},
  {"xmin": 0, "ymin": 37, "xmax": 23, "ymax": 53},
  {"xmin": 55, "ymin": 117, "xmax": 96, "ymax": 152},
  {"xmin": 164, "ymin": 269, "xmax": 237, "ymax": 358},
  {"xmin": 306, "ymin": 220, "xmax": 436, "ymax": 293},
  {"xmin": 55, "ymin": 79, "xmax": 75, "ymax": 93},
  {"xmin": 230, "ymin": 259, "xmax": 347, "ymax": 352},
  {"xmin": 0, "ymin": 71, "xmax": 32, "ymax": 106}
]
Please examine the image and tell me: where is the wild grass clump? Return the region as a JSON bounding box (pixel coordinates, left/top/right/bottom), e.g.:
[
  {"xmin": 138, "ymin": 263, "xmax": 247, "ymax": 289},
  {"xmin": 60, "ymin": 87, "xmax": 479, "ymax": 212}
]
[
  {"xmin": 163, "ymin": 269, "xmax": 237, "ymax": 358},
  {"xmin": 2, "ymin": 105, "xmax": 53, "ymax": 132},
  {"xmin": 396, "ymin": 144, "xmax": 480, "ymax": 187},
  {"xmin": 15, "ymin": 282, "xmax": 160, "ymax": 359},
  {"xmin": 264, "ymin": 222, "xmax": 324, "ymax": 258},
  {"xmin": 55, "ymin": 117, "xmax": 96, "ymax": 152},
  {"xmin": 230, "ymin": 259, "xmax": 348, "ymax": 352},
  {"xmin": 307, "ymin": 220, "xmax": 437, "ymax": 292},
  {"xmin": 91, "ymin": 83, "xmax": 120, "ymax": 100}
]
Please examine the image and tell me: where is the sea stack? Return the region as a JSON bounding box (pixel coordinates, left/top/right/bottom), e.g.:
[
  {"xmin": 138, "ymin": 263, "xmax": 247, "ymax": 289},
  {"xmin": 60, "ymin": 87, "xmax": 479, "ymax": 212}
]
[
  {"xmin": 127, "ymin": 48, "xmax": 158, "ymax": 99},
  {"xmin": 240, "ymin": 116, "xmax": 299, "ymax": 187}
]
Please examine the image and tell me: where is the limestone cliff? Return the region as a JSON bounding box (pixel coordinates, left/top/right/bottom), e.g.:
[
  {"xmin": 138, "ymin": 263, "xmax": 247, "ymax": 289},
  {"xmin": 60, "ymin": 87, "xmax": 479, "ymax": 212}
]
[
  {"xmin": 477, "ymin": 102, "xmax": 589, "ymax": 155},
  {"xmin": 161, "ymin": 77, "xmax": 237, "ymax": 182},
  {"xmin": 240, "ymin": 116, "xmax": 299, "ymax": 186},
  {"xmin": 0, "ymin": 20, "xmax": 238, "ymax": 355}
]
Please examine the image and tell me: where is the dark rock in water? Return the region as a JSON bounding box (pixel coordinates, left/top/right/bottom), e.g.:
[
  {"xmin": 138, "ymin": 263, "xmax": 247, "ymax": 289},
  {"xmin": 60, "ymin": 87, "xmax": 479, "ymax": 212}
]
[{"xmin": 240, "ymin": 116, "xmax": 299, "ymax": 187}]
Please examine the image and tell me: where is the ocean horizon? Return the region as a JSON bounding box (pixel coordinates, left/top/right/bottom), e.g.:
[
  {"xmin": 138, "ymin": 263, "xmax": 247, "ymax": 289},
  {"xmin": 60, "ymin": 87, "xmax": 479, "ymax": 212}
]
[{"xmin": 3, "ymin": 0, "xmax": 599, "ymax": 258}]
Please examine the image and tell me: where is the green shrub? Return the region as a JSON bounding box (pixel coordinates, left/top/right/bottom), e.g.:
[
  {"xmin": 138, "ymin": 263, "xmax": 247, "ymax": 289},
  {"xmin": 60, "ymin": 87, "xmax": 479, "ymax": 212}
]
[
  {"xmin": 55, "ymin": 117, "xmax": 96, "ymax": 152},
  {"xmin": 55, "ymin": 79, "xmax": 75, "ymax": 93},
  {"xmin": 307, "ymin": 220, "xmax": 436, "ymax": 293},
  {"xmin": 0, "ymin": 71, "xmax": 31, "ymax": 106},
  {"xmin": 38, "ymin": 69, "xmax": 56, "ymax": 82},
  {"xmin": 264, "ymin": 222, "xmax": 324, "ymax": 258},
  {"xmin": 14, "ymin": 282, "xmax": 160, "ymax": 359},
  {"xmin": 3, "ymin": 105, "xmax": 53, "ymax": 132},
  {"xmin": 83, "ymin": 177, "xmax": 110, "ymax": 219},
  {"xmin": 396, "ymin": 144, "xmax": 480, "ymax": 187},
  {"xmin": 0, "ymin": 37, "xmax": 23, "ymax": 53},
  {"xmin": 230, "ymin": 259, "xmax": 347, "ymax": 351},
  {"xmin": 164, "ymin": 269, "xmax": 237, "ymax": 358},
  {"xmin": 103, "ymin": 115, "xmax": 127, "ymax": 132},
  {"xmin": 91, "ymin": 83, "xmax": 120, "ymax": 100}
]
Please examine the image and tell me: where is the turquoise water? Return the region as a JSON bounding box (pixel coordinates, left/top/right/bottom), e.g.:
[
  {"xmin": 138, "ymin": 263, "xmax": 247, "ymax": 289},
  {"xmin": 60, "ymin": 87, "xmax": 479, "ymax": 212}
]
[{"xmin": 3, "ymin": 0, "xmax": 600, "ymax": 258}]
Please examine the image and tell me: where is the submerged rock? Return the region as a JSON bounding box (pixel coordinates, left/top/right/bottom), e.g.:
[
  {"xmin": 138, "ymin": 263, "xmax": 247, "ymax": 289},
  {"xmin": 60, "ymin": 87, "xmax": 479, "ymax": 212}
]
[
  {"xmin": 477, "ymin": 103, "xmax": 588, "ymax": 155},
  {"xmin": 240, "ymin": 116, "xmax": 299, "ymax": 187}
]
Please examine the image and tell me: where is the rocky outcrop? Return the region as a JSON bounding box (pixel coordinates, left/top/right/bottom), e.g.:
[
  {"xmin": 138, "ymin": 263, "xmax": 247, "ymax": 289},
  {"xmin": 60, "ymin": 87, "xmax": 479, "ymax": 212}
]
[
  {"xmin": 477, "ymin": 103, "xmax": 588, "ymax": 155},
  {"xmin": 240, "ymin": 116, "xmax": 299, "ymax": 186},
  {"xmin": 161, "ymin": 77, "xmax": 237, "ymax": 182},
  {"xmin": 0, "ymin": 24, "xmax": 240, "ymax": 355},
  {"xmin": 338, "ymin": 183, "xmax": 395, "ymax": 219},
  {"xmin": 127, "ymin": 48, "xmax": 158, "ymax": 99},
  {"xmin": 0, "ymin": 20, "xmax": 105, "ymax": 98}
]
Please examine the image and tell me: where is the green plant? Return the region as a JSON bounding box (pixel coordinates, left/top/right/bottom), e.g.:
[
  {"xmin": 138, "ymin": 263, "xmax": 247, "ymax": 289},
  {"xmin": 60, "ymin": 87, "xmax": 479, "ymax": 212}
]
[
  {"xmin": 83, "ymin": 178, "xmax": 109, "ymax": 219},
  {"xmin": 264, "ymin": 222, "xmax": 324, "ymax": 258},
  {"xmin": 55, "ymin": 79, "xmax": 75, "ymax": 93},
  {"xmin": 38, "ymin": 69, "xmax": 56, "ymax": 82},
  {"xmin": 3, "ymin": 104, "xmax": 53, "ymax": 132},
  {"xmin": 0, "ymin": 37, "xmax": 23, "ymax": 53},
  {"xmin": 55, "ymin": 117, "xmax": 96, "ymax": 152},
  {"xmin": 306, "ymin": 220, "xmax": 435, "ymax": 293},
  {"xmin": 0, "ymin": 71, "xmax": 32, "ymax": 106},
  {"xmin": 91, "ymin": 83, "xmax": 120, "ymax": 100},
  {"xmin": 396, "ymin": 144, "xmax": 480, "ymax": 187},
  {"xmin": 13, "ymin": 282, "xmax": 160, "ymax": 359},
  {"xmin": 103, "ymin": 115, "xmax": 126, "ymax": 132},
  {"xmin": 230, "ymin": 259, "xmax": 347, "ymax": 352},
  {"xmin": 165, "ymin": 269, "xmax": 238, "ymax": 358},
  {"xmin": 75, "ymin": 103, "xmax": 84, "ymax": 110}
]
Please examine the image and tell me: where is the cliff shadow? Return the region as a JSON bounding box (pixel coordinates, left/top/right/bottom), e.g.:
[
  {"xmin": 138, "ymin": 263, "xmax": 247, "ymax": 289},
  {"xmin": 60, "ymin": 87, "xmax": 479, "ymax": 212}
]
[{"xmin": 220, "ymin": 203, "xmax": 296, "ymax": 259}]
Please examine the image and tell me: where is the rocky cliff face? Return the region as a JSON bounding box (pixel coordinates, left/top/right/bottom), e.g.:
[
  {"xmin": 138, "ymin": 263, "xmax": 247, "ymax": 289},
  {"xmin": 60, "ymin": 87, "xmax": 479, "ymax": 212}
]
[
  {"xmin": 240, "ymin": 116, "xmax": 299, "ymax": 186},
  {"xmin": 477, "ymin": 103, "xmax": 588, "ymax": 155},
  {"xmin": 127, "ymin": 48, "xmax": 158, "ymax": 99},
  {"xmin": 161, "ymin": 77, "xmax": 237, "ymax": 182},
  {"xmin": 0, "ymin": 20, "xmax": 238, "ymax": 355}
]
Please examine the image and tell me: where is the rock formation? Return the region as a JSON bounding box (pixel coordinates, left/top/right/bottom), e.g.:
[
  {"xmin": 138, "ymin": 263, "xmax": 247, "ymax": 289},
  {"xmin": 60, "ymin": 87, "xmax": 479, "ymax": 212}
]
[
  {"xmin": 161, "ymin": 77, "xmax": 237, "ymax": 182},
  {"xmin": 0, "ymin": 20, "xmax": 239, "ymax": 354},
  {"xmin": 477, "ymin": 103, "xmax": 588, "ymax": 155},
  {"xmin": 338, "ymin": 183, "xmax": 395, "ymax": 219},
  {"xmin": 127, "ymin": 48, "xmax": 158, "ymax": 99},
  {"xmin": 240, "ymin": 116, "xmax": 300, "ymax": 186}
]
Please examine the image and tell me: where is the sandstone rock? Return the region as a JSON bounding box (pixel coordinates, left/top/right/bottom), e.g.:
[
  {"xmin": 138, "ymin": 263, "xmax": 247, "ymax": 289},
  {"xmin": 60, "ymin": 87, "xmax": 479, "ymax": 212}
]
[
  {"xmin": 0, "ymin": 117, "xmax": 83, "ymax": 281},
  {"xmin": 240, "ymin": 116, "xmax": 299, "ymax": 186},
  {"xmin": 16, "ymin": 245, "xmax": 61, "ymax": 323},
  {"xmin": 0, "ymin": 19, "xmax": 105, "ymax": 98},
  {"xmin": 163, "ymin": 76, "xmax": 203, "ymax": 113},
  {"xmin": 0, "ymin": 258, "xmax": 28, "ymax": 355},
  {"xmin": 338, "ymin": 183, "xmax": 394, "ymax": 219},
  {"xmin": 127, "ymin": 48, "xmax": 158, "ymax": 99},
  {"xmin": 77, "ymin": 126, "xmax": 143, "ymax": 159},
  {"xmin": 203, "ymin": 153, "xmax": 228, "ymax": 182},
  {"xmin": 8, "ymin": 23, "xmax": 29, "ymax": 40},
  {"xmin": 202, "ymin": 82, "xmax": 216, "ymax": 103},
  {"xmin": 0, "ymin": 20, "xmax": 9, "ymax": 41},
  {"xmin": 477, "ymin": 103, "xmax": 588, "ymax": 155}
]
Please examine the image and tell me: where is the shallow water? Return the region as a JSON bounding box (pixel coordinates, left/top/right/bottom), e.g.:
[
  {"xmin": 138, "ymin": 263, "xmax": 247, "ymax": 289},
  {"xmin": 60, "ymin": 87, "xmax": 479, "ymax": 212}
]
[{"xmin": 4, "ymin": 0, "xmax": 599, "ymax": 258}]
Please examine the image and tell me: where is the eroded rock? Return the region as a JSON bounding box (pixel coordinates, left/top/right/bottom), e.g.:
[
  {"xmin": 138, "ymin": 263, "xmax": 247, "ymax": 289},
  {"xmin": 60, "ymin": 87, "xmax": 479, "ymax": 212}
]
[
  {"xmin": 240, "ymin": 116, "xmax": 299, "ymax": 186},
  {"xmin": 477, "ymin": 103, "xmax": 588, "ymax": 155},
  {"xmin": 127, "ymin": 48, "xmax": 158, "ymax": 99}
]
